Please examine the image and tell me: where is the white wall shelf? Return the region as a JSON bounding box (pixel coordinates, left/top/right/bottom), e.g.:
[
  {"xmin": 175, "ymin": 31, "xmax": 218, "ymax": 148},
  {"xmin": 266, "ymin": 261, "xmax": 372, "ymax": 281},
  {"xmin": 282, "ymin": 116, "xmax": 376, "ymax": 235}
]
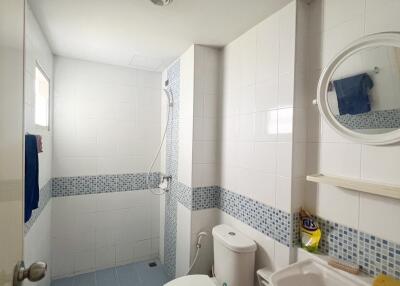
[{"xmin": 306, "ymin": 174, "xmax": 400, "ymax": 200}]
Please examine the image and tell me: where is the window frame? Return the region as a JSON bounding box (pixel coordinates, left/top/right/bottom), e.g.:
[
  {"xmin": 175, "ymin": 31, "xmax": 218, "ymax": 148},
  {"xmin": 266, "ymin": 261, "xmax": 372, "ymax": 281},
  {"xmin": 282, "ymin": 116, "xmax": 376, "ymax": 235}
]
[{"xmin": 34, "ymin": 61, "xmax": 51, "ymax": 131}]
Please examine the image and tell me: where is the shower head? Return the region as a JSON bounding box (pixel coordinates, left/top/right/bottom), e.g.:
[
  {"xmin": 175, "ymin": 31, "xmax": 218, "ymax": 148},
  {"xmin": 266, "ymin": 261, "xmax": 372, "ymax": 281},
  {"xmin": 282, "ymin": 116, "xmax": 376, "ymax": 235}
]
[
  {"xmin": 150, "ymin": 0, "xmax": 173, "ymax": 6},
  {"xmin": 163, "ymin": 88, "xmax": 174, "ymax": 107}
]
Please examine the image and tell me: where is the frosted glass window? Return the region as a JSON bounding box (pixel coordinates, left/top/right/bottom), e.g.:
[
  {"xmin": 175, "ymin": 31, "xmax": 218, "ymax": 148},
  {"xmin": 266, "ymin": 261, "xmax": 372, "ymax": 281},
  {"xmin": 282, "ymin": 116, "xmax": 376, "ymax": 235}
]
[{"xmin": 34, "ymin": 66, "xmax": 50, "ymax": 128}]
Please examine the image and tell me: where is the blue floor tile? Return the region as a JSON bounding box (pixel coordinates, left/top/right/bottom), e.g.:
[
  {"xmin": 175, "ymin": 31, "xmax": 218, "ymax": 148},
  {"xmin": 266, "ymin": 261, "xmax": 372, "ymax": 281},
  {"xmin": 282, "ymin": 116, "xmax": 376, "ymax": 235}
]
[
  {"xmin": 75, "ymin": 273, "xmax": 96, "ymax": 286},
  {"xmin": 96, "ymin": 268, "xmax": 118, "ymax": 286},
  {"xmin": 51, "ymin": 261, "xmax": 169, "ymax": 286},
  {"xmin": 116, "ymin": 264, "xmax": 141, "ymax": 286},
  {"xmin": 51, "ymin": 277, "xmax": 75, "ymax": 286},
  {"xmin": 134, "ymin": 261, "xmax": 169, "ymax": 286}
]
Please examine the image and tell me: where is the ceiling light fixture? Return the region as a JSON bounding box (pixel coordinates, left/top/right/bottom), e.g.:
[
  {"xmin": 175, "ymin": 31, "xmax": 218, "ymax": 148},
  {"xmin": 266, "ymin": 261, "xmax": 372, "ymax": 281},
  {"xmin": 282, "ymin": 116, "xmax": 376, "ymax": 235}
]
[{"xmin": 150, "ymin": 0, "xmax": 173, "ymax": 6}]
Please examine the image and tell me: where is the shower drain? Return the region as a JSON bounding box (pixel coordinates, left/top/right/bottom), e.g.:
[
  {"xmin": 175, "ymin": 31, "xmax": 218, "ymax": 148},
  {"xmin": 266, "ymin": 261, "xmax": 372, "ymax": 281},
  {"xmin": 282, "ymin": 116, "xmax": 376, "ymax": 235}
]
[{"xmin": 148, "ymin": 262, "xmax": 157, "ymax": 267}]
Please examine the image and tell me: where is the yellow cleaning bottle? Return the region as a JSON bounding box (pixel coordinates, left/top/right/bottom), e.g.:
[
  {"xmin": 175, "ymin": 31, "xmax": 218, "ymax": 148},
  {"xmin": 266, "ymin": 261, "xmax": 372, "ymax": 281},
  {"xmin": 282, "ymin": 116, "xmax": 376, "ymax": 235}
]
[
  {"xmin": 374, "ymin": 275, "xmax": 400, "ymax": 286},
  {"xmin": 300, "ymin": 209, "xmax": 321, "ymax": 252}
]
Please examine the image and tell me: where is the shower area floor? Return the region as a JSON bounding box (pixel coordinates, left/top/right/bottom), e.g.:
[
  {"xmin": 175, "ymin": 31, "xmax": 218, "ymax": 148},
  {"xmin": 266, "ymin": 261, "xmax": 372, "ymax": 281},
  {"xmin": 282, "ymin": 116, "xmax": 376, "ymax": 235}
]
[{"xmin": 51, "ymin": 260, "xmax": 170, "ymax": 286}]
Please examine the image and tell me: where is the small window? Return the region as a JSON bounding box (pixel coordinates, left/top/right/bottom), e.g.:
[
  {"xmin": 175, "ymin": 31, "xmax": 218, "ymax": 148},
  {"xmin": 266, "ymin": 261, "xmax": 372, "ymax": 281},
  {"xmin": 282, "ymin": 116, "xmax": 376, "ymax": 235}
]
[{"xmin": 34, "ymin": 65, "xmax": 50, "ymax": 129}]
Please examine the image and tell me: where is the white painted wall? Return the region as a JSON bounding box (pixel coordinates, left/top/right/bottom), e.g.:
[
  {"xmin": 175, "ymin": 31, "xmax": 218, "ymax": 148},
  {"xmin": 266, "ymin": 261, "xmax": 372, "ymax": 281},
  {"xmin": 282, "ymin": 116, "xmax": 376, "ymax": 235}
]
[
  {"xmin": 24, "ymin": 5, "xmax": 53, "ymax": 286},
  {"xmin": 220, "ymin": 1, "xmax": 297, "ymax": 268},
  {"xmin": 53, "ymin": 57, "xmax": 161, "ymax": 177},
  {"xmin": 51, "ymin": 190, "xmax": 160, "ymax": 278},
  {"xmin": 304, "ymin": 0, "xmax": 400, "ymax": 244}
]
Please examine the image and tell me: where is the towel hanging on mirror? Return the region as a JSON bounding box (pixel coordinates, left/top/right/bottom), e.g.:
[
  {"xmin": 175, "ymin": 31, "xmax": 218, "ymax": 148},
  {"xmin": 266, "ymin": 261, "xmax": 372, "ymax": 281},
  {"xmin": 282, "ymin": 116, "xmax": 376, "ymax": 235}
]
[{"xmin": 333, "ymin": 73, "xmax": 374, "ymax": 115}]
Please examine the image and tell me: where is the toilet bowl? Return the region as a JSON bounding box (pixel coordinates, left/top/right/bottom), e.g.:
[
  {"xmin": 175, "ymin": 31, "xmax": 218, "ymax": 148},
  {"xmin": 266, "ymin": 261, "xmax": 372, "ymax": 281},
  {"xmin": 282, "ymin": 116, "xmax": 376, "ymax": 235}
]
[{"xmin": 165, "ymin": 224, "xmax": 257, "ymax": 286}]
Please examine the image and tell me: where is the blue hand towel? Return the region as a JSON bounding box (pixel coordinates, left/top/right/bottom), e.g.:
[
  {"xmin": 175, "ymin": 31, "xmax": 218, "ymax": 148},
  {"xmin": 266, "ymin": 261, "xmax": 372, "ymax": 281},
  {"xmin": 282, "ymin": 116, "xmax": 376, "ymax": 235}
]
[
  {"xmin": 25, "ymin": 134, "xmax": 39, "ymax": 223},
  {"xmin": 333, "ymin": 73, "xmax": 373, "ymax": 115}
]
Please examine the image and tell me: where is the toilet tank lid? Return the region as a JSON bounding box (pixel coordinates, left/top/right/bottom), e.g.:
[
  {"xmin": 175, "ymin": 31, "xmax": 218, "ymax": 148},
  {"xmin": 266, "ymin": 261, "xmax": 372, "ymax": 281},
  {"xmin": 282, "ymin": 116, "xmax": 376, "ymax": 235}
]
[{"xmin": 212, "ymin": 224, "xmax": 257, "ymax": 253}]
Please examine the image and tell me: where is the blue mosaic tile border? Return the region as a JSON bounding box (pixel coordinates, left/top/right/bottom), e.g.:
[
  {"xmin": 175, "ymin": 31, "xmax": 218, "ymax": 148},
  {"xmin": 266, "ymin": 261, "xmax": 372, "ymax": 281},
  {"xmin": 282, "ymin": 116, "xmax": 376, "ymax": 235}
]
[
  {"xmin": 52, "ymin": 172, "xmax": 161, "ymax": 197},
  {"xmin": 218, "ymin": 188, "xmax": 292, "ymax": 247},
  {"xmin": 291, "ymin": 212, "xmax": 300, "ymax": 246},
  {"xmin": 24, "ymin": 179, "xmax": 52, "ymax": 235},
  {"xmin": 192, "ymin": 186, "xmax": 220, "ymax": 210},
  {"xmin": 359, "ymin": 232, "xmax": 400, "ymax": 279},
  {"xmin": 173, "ymin": 183, "xmax": 292, "ymax": 247},
  {"xmin": 315, "ymin": 217, "xmax": 358, "ymax": 265},
  {"xmin": 336, "ymin": 108, "xmax": 400, "ymax": 130},
  {"xmin": 164, "ymin": 59, "xmax": 181, "ymax": 279},
  {"xmin": 291, "ymin": 214, "xmax": 400, "ymax": 279},
  {"xmin": 188, "ymin": 185, "xmax": 400, "ymax": 280}
]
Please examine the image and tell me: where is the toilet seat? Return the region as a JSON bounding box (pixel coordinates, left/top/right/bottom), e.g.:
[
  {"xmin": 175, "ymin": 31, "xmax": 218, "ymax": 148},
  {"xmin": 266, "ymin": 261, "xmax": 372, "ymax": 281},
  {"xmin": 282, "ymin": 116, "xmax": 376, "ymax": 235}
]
[{"xmin": 164, "ymin": 275, "xmax": 215, "ymax": 286}]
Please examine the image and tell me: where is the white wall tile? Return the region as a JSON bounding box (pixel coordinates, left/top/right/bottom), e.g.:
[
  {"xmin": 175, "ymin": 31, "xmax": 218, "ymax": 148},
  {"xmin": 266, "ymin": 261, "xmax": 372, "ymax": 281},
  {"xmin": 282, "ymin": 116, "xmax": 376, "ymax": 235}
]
[
  {"xmin": 359, "ymin": 193, "xmax": 400, "ymax": 242},
  {"xmin": 239, "ymin": 85, "xmax": 256, "ymax": 114},
  {"xmin": 319, "ymin": 143, "xmax": 361, "ymax": 178},
  {"xmin": 51, "ymin": 191, "xmax": 159, "ymax": 278},
  {"xmin": 361, "ymin": 144, "xmax": 400, "ymax": 185},
  {"xmin": 249, "ymin": 171, "xmax": 276, "ymax": 207},
  {"xmin": 255, "ymin": 79, "xmax": 279, "ymax": 111},
  {"xmin": 323, "ymin": 0, "xmax": 365, "ymax": 31},
  {"xmin": 365, "ymin": 0, "xmax": 400, "ymax": 34},
  {"xmin": 276, "ymin": 143, "xmax": 292, "ymax": 178},
  {"xmin": 316, "ymin": 185, "xmax": 360, "ymax": 228},
  {"xmin": 74, "ymin": 250, "xmax": 95, "ymax": 274},
  {"xmin": 277, "ymin": 108, "xmax": 293, "ymax": 142},
  {"xmin": 53, "ymin": 57, "xmax": 161, "ymax": 177},
  {"xmin": 276, "ymin": 177, "xmax": 292, "ymax": 213},
  {"xmin": 253, "ymin": 142, "xmax": 277, "ymax": 174},
  {"xmin": 178, "ymin": 46, "xmax": 195, "ymax": 187},
  {"xmin": 322, "ymin": 17, "xmax": 364, "ymax": 67},
  {"xmin": 190, "ymin": 209, "xmax": 219, "ymax": 275},
  {"xmin": 52, "ymin": 248, "xmax": 74, "ymax": 279},
  {"xmin": 220, "ymin": 5, "xmax": 296, "ymax": 268},
  {"xmin": 239, "ymin": 27, "xmax": 257, "ymax": 86},
  {"xmin": 204, "ymin": 92, "xmax": 219, "ymax": 118},
  {"xmin": 95, "ymin": 246, "xmax": 116, "ymax": 270},
  {"xmin": 256, "ymin": 13, "xmax": 279, "ymax": 83},
  {"xmin": 134, "ymin": 239, "xmax": 152, "ymax": 261},
  {"xmin": 278, "ymin": 73, "xmax": 294, "ymax": 108},
  {"xmin": 116, "ymin": 243, "xmax": 134, "ymax": 265},
  {"xmin": 175, "ymin": 203, "xmax": 192, "ymax": 278},
  {"xmin": 274, "ymin": 242, "xmax": 291, "ymax": 270},
  {"xmin": 255, "ymin": 110, "xmax": 278, "ymax": 142},
  {"xmin": 278, "ymin": 2, "xmax": 296, "ymax": 76},
  {"xmin": 303, "ymin": 0, "xmax": 400, "ymax": 246}
]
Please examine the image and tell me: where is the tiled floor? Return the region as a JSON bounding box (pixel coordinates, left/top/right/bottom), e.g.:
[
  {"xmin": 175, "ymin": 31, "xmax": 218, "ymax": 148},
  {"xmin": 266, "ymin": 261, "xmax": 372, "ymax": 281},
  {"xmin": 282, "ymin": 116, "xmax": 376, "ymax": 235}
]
[{"xmin": 51, "ymin": 260, "xmax": 170, "ymax": 286}]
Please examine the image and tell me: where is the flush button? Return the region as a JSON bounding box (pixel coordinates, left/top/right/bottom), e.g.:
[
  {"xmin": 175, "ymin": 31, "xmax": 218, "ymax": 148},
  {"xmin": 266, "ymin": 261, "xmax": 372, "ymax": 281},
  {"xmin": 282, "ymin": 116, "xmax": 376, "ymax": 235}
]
[{"xmin": 228, "ymin": 232, "xmax": 236, "ymax": 236}]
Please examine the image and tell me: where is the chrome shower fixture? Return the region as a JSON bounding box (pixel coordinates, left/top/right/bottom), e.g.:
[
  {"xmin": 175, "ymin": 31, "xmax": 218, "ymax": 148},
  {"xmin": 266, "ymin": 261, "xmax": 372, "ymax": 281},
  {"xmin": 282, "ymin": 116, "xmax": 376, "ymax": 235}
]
[
  {"xmin": 150, "ymin": 0, "xmax": 173, "ymax": 6},
  {"xmin": 163, "ymin": 88, "xmax": 174, "ymax": 107}
]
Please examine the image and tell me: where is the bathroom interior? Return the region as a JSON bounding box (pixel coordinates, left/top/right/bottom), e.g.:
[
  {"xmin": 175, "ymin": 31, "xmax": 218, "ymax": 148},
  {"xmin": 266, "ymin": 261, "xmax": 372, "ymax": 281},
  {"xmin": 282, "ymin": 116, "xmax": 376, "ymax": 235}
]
[{"xmin": 17, "ymin": 0, "xmax": 400, "ymax": 285}]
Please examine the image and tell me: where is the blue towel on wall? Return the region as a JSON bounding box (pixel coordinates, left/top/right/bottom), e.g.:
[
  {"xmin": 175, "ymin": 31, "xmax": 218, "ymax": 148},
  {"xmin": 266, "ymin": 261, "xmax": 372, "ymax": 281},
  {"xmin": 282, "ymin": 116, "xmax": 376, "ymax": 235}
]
[
  {"xmin": 333, "ymin": 73, "xmax": 374, "ymax": 115},
  {"xmin": 25, "ymin": 134, "xmax": 39, "ymax": 223}
]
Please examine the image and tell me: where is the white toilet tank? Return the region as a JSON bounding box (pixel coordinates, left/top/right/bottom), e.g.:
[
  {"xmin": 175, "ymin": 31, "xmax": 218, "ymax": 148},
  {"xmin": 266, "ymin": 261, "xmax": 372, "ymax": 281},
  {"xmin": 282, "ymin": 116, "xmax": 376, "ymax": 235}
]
[{"xmin": 212, "ymin": 224, "xmax": 257, "ymax": 286}]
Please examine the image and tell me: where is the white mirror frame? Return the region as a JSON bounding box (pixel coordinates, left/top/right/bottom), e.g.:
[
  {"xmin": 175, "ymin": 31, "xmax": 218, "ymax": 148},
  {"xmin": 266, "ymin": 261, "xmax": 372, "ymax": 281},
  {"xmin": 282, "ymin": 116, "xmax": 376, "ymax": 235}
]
[{"xmin": 317, "ymin": 32, "xmax": 400, "ymax": 145}]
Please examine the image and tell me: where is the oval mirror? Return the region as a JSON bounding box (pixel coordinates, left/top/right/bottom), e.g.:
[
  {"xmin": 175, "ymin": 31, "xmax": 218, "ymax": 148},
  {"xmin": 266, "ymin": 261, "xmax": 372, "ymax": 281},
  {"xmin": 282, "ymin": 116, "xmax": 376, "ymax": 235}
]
[{"xmin": 317, "ymin": 32, "xmax": 400, "ymax": 145}]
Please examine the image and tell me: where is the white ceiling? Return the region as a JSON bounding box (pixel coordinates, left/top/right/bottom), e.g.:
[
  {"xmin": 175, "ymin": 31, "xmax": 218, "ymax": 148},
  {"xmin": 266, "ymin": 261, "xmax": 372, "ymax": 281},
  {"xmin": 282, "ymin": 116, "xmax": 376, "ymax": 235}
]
[{"xmin": 29, "ymin": 0, "xmax": 292, "ymax": 72}]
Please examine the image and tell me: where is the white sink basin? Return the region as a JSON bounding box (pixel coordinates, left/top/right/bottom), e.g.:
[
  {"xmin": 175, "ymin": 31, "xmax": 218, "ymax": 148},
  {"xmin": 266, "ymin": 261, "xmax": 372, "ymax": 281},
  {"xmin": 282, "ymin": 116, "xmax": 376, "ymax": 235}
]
[{"xmin": 270, "ymin": 258, "xmax": 368, "ymax": 286}]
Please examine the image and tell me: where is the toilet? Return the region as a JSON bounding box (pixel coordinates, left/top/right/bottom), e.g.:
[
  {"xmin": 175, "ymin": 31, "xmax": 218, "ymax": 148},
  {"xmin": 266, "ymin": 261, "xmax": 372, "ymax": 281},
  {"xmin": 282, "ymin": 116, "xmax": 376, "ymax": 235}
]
[{"xmin": 165, "ymin": 224, "xmax": 257, "ymax": 286}]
